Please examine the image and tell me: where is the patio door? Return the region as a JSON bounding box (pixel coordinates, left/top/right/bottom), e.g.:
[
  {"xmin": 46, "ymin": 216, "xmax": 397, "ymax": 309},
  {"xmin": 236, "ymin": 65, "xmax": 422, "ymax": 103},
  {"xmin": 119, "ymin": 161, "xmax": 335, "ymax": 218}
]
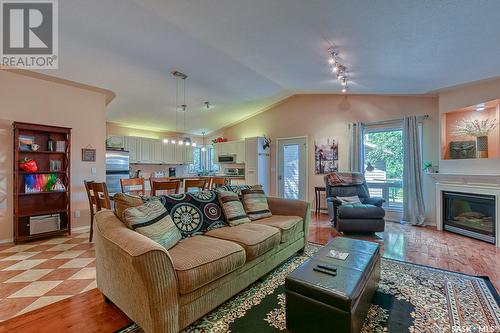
[{"xmin": 277, "ymin": 137, "xmax": 307, "ymax": 200}]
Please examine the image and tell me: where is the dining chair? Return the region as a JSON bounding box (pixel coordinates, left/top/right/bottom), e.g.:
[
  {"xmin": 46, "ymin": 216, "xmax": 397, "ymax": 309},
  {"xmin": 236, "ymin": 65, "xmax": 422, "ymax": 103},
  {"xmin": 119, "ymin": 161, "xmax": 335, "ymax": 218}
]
[
  {"xmin": 84, "ymin": 180, "xmax": 96, "ymax": 242},
  {"xmin": 184, "ymin": 178, "xmax": 207, "ymax": 193},
  {"xmin": 152, "ymin": 180, "xmax": 181, "ymax": 196},
  {"xmin": 149, "ymin": 177, "xmax": 171, "ymax": 189},
  {"xmin": 85, "ymin": 181, "xmax": 111, "ymax": 242},
  {"xmin": 120, "ymin": 178, "xmax": 145, "ymax": 195},
  {"xmin": 209, "ymin": 177, "xmax": 229, "ymax": 190}
]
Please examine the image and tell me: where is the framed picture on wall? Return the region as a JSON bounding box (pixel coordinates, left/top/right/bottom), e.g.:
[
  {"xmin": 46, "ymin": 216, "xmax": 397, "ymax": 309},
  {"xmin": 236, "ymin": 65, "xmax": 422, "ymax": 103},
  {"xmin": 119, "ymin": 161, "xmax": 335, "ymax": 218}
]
[
  {"xmin": 315, "ymin": 137, "xmax": 339, "ymax": 174},
  {"xmin": 81, "ymin": 148, "xmax": 96, "ymax": 162}
]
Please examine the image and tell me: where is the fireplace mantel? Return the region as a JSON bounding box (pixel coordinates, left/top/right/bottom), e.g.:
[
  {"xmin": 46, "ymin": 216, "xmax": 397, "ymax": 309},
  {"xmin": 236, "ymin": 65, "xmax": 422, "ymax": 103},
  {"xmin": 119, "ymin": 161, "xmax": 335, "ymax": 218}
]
[{"xmin": 429, "ymin": 172, "xmax": 500, "ymax": 187}]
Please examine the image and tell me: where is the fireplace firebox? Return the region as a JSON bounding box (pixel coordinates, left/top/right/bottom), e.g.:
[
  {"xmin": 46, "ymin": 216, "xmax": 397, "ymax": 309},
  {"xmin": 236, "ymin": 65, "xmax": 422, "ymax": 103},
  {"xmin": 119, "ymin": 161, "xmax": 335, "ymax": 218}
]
[{"xmin": 443, "ymin": 191, "xmax": 496, "ymax": 244}]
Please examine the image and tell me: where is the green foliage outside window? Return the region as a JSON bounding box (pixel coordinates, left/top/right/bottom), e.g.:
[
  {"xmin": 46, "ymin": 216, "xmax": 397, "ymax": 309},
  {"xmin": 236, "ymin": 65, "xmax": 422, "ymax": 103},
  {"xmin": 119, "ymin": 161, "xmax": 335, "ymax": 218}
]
[{"xmin": 364, "ymin": 130, "xmax": 403, "ymax": 180}]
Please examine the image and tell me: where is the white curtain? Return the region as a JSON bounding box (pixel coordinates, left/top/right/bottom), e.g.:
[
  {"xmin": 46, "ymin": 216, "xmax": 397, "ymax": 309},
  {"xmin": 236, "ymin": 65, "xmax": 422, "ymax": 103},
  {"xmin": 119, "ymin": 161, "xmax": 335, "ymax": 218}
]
[
  {"xmin": 402, "ymin": 116, "xmax": 426, "ymax": 226},
  {"xmin": 348, "ymin": 122, "xmax": 363, "ymax": 173}
]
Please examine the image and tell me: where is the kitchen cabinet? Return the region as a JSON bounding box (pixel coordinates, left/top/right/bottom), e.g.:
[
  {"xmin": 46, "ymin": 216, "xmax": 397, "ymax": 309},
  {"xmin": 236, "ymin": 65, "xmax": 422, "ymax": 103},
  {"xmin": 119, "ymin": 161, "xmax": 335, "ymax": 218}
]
[
  {"xmin": 122, "ymin": 135, "xmax": 195, "ymax": 164},
  {"xmin": 235, "ymin": 140, "xmax": 246, "ymax": 163},
  {"xmin": 174, "ymin": 144, "xmax": 185, "ymax": 164},
  {"xmin": 106, "ymin": 135, "xmax": 124, "ymax": 149},
  {"xmin": 124, "ymin": 136, "xmax": 140, "ymax": 163},
  {"xmin": 162, "ymin": 142, "xmax": 175, "ymax": 163},
  {"xmin": 140, "ymin": 139, "xmax": 163, "ymax": 163},
  {"xmin": 213, "ymin": 140, "xmax": 246, "ymax": 163},
  {"xmin": 185, "ymin": 145, "xmax": 194, "ymax": 164}
]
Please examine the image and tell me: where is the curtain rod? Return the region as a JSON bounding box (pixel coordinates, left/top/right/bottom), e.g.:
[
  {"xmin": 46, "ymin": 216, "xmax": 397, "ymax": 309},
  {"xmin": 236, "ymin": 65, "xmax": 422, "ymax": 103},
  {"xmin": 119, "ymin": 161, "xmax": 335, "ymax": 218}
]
[{"xmin": 360, "ymin": 114, "xmax": 430, "ymax": 127}]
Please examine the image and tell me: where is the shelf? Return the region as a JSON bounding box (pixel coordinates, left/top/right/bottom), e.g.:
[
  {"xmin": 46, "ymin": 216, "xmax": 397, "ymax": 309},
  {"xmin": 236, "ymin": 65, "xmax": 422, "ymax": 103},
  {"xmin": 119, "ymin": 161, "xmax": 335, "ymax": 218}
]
[
  {"xmin": 19, "ymin": 191, "xmax": 67, "ymax": 196},
  {"xmin": 17, "ymin": 208, "xmax": 68, "ymax": 218},
  {"xmin": 18, "ymin": 171, "xmax": 68, "ymax": 174},
  {"xmin": 18, "ymin": 150, "xmax": 68, "ymax": 154},
  {"xmin": 17, "ymin": 228, "xmax": 70, "ymax": 242}
]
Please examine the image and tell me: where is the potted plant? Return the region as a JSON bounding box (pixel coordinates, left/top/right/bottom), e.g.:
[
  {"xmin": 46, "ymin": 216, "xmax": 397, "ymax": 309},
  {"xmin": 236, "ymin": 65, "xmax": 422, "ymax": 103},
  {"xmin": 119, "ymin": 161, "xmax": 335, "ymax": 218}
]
[{"xmin": 454, "ymin": 118, "xmax": 498, "ymax": 158}]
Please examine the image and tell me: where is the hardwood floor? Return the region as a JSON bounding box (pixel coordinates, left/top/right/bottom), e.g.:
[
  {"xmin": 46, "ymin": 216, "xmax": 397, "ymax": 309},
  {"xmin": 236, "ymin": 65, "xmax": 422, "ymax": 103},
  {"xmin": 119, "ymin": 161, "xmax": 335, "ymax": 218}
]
[{"xmin": 1, "ymin": 213, "xmax": 499, "ymax": 332}]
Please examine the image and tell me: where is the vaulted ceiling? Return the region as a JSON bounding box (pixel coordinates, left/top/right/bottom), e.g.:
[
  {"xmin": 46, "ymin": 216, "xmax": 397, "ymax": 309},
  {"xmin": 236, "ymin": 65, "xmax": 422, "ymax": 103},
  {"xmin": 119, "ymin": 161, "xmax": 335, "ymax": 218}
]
[{"xmin": 43, "ymin": 0, "xmax": 500, "ymax": 134}]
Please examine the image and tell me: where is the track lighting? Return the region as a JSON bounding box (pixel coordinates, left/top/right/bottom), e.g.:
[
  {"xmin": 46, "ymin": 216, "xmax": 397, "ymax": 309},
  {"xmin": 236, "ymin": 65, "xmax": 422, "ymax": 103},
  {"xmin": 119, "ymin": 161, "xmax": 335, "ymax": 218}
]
[{"xmin": 328, "ymin": 48, "xmax": 349, "ymax": 93}]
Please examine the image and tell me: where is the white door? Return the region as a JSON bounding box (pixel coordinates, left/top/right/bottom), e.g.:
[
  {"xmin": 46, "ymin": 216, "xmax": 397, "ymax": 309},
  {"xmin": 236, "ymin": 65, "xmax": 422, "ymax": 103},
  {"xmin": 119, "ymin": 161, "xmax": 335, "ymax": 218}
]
[{"xmin": 277, "ymin": 137, "xmax": 307, "ymax": 200}]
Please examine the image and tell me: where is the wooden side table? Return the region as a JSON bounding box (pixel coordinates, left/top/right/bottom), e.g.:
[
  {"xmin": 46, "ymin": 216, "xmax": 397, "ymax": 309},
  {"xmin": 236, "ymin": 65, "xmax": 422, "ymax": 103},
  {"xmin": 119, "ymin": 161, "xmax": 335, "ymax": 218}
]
[{"xmin": 314, "ymin": 186, "xmax": 326, "ymax": 214}]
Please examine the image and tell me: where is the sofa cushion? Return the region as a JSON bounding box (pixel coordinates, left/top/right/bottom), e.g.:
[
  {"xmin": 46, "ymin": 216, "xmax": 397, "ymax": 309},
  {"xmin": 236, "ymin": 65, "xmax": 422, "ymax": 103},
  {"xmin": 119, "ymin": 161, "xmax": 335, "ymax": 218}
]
[
  {"xmin": 114, "ymin": 193, "xmax": 144, "ymax": 221},
  {"xmin": 169, "ymin": 235, "xmax": 246, "ymax": 294},
  {"xmin": 123, "ymin": 200, "xmax": 182, "ymax": 250},
  {"xmin": 253, "ymin": 215, "xmax": 303, "ymax": 243},
  {"xmin": 241, "ymin": 188, "xmax": 272, "ymax": 221},
  {"xmin": 217, "ymin": 190, "xmax": 251, "ymax": 226},
  {"xmin": 338, "ymin": 204, "xmax": 385, "ymax": 219},
  {"xmin": 154, "ymin": 190, "xmax": 227, "ymax": 238},
  {"xmin": 205, "ymin": 223, "xmax": 280, "ymax": 261}
]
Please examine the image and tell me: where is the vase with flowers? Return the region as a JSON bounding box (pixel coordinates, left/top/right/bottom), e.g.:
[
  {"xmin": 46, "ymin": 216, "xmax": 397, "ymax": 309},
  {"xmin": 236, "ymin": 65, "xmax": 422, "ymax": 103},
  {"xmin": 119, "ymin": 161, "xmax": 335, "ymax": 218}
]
[{"xmin": 454, "ymin": 118, "xmax": 498, "ymax": 158}]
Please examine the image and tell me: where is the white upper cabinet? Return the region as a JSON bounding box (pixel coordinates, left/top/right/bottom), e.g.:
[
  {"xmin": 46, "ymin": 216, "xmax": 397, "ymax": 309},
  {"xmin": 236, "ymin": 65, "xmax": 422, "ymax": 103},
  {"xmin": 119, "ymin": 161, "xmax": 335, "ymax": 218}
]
[
  {"xmin": 162, "ymin": 142, "xmax": 175, "ymax": 163},
  {"xmin": 121, "ymin": 136, "xmax": 195, "ymax": 165},
  {"xmin": 124, "ymin": 136, "xmax": 140, "ymax": 163},
  {"xmin": 235, "ymin": 140, "xmax": 246, "ymax": 163},
  {"xmin": 185, "ymin": 145, "xmax": 194, "ymax": 164},
  {"xmin": 174, "ymin": 144, "xmax": 185, "ymax": 164},
  {"xmin": 213, "ymin": 140, "xmax": 246, "ymax": 163}
]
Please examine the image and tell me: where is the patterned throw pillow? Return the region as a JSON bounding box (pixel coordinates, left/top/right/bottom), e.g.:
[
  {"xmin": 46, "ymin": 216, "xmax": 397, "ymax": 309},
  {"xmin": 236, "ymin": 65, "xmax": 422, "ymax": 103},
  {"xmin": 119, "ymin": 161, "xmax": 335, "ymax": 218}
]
[
  {"xmin": 123, "ymin": 200, "xmax": 181, "ymax": 250},
  {"xmin": 217, "ymin": 190, "xmax": 251, "ymax": 226},
  {"xmin": 337, "ymin": 195, "xmax": 362, "ymax": 205},
  {"xmin": 155, "ymin": 190, "xmax": 227, "ymax": 238},
  {"xmin": 241, "ymin": 188, "xmax": 272, "ymax": 221},
  {"xmin": 217, "ymin": 184, "xmax": 262, "ymax": 196},
  {"xmin": 113, "ymin": 193, "xmax": 144, "ymax": 222}
]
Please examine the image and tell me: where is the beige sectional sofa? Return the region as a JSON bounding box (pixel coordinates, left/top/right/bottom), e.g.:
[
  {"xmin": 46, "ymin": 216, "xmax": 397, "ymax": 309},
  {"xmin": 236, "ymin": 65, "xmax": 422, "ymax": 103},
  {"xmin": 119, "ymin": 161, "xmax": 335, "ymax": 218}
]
[{"xmin": 95, "ymin": 196, "xmax": 310, "ymax": 333}]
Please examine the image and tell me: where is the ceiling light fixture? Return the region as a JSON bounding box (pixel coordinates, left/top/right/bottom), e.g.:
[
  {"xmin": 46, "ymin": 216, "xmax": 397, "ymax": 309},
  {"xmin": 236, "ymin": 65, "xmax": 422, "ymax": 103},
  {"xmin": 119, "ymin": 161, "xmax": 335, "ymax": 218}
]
[
  {"xmin": 200, "ymin": 131, "xmax": 207, "ymax": 152},
  {"xmin": 172, "ymin": 70, "xmax": 195, "ymax": 146},
  {"xmin": 328, "ymin": 48, "xmax": 349, "ymax": 93}
]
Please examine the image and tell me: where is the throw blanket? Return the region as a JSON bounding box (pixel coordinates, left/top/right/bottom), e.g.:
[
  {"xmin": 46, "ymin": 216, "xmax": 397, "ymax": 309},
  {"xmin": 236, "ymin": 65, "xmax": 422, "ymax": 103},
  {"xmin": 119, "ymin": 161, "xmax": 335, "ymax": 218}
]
[{"xmin": 326, "ymin": 172, "xmax": 364, "ymax": 186}]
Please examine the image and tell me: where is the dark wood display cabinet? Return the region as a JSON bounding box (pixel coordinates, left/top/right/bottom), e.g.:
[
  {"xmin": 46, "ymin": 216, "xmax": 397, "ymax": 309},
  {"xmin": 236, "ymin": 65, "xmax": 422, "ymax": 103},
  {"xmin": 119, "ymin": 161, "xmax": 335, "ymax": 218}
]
[{"xmin": 13, "ymin": 122, "xmax": 72, "ymax": 244}]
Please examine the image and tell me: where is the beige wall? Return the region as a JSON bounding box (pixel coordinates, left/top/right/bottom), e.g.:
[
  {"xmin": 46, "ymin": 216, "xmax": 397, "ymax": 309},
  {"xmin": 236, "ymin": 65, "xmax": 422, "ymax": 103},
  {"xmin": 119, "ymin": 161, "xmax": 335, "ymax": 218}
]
[
  {"xmin": 439, "ymin": 77, "xmax": 500, "ymax": 174},
  {"xmin": 219, "ymin": 94, "xmax": 439, "ymax": 223},
  {"xmin": 0, "ymin": 70, "xmax": 110, "ymax": 242}
]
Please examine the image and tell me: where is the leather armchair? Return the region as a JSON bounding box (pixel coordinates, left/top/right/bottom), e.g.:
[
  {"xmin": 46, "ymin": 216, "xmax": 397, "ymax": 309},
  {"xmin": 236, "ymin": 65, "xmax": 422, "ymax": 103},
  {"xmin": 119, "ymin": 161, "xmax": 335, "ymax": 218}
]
[{"xmin": 324, "ymin": 172, "xmax": 385, "ymax": 233}]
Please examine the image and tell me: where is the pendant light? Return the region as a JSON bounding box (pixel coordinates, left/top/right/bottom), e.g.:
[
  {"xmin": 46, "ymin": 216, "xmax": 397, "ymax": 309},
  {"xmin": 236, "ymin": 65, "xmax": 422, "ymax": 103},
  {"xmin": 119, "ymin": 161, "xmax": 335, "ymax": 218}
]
[
  {"xmin": 172, "ymin": 71, "xmax": 192, "ymax": 145},
  {"xmin": 200, "ymin": 131, "xmax": 207, "ymax": 152}
]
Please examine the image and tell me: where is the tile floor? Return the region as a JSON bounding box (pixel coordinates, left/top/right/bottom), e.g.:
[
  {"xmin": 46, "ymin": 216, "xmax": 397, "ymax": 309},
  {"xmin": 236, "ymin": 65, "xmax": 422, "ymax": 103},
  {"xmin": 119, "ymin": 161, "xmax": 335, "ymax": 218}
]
[{"xmin": 0, "ymin": 231, "xmax": 95, "ymax": 321}]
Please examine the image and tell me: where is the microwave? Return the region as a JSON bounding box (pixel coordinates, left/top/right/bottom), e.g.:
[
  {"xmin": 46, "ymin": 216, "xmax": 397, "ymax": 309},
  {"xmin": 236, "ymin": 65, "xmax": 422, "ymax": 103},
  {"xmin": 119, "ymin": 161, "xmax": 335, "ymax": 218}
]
[{"xmin": 218, "ymin": 155, "xmax": 236, "ymax": 163}]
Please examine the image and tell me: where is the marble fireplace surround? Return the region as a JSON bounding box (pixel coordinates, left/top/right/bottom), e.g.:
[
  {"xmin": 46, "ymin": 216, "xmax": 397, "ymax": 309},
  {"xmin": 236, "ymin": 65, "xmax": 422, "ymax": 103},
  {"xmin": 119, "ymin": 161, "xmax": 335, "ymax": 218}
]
[{"xmin": 432, "ymin": 173, "xmax": 500, "ymax": 247}]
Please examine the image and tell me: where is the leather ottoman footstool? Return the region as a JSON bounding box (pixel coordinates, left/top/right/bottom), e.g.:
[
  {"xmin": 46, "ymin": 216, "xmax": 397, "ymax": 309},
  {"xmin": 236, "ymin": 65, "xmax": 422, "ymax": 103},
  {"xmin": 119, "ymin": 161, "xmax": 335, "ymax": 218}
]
[
  {"xmin": 337, "ymin": 204, "xmax": 385, "ymax": 233},
  {"xmin": 285, "ymin": 238, "xmax": 380, "ymax": 333}
]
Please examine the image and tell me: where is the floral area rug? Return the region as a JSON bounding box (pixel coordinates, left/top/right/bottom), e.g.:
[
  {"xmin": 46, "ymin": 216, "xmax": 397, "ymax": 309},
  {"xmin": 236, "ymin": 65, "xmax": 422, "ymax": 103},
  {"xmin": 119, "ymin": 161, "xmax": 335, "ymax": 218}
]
[{"xmin": 117, "ymin": 244, "xmax": 500, "ymax": 333}]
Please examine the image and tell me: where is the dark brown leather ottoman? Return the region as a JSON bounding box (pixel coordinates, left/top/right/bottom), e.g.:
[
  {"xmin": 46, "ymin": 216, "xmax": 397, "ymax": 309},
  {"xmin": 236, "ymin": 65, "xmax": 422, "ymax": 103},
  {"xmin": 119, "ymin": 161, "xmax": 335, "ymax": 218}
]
[{"xmin": 285, "ymin": 237, "xmax": 380, "ymax": 333}]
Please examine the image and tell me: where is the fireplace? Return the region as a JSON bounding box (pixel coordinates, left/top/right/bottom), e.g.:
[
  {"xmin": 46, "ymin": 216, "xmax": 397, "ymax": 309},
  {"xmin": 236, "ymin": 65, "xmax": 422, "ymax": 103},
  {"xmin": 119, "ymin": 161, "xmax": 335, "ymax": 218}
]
[{"xmin": 443, "ymin": 191, "xmax": 496, "ymax": 244}]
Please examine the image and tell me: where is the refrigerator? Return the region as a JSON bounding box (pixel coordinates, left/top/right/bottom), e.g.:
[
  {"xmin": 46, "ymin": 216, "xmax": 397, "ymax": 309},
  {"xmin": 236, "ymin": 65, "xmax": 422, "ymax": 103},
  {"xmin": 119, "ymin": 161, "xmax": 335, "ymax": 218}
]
[{"xmin": 106, "ymin": 150, "xmax": 130, "ymax": 195}]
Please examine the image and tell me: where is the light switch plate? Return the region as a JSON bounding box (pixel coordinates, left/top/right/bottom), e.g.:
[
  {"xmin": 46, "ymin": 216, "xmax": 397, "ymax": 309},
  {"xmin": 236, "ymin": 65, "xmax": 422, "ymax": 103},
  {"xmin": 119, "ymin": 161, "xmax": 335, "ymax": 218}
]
[{"xmin": 91, "ymin": 167, "xmax": 97, "ymax": 175}]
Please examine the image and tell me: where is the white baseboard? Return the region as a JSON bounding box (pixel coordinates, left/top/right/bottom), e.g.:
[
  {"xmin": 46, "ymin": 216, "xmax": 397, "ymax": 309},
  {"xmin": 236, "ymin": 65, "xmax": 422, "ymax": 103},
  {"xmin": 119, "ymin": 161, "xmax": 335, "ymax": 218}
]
[
  {"xmin": 0, "ymin": 226, "xmax": 90, "ymax": 244},
  {"xmin": 0, "ymin": 238, "xmax": 13, "ymax": 244}
]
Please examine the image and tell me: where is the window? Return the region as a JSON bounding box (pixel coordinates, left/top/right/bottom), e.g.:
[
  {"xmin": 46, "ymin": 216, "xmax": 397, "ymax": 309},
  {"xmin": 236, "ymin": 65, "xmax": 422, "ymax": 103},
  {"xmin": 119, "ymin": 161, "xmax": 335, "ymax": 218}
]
[
  {"xmin": 362, "ymin": 125, "xmax": 403, "ymax": 209},
  {"xmin": 361, "ymin": 122, "xmax": 423, "ymax": 210},
  {"xmin": 188, "ymin": 147, "xmax": 203, "ymax": 174},
  {"xmin": 188, "ymin": 146, "xmax": 219, "ymax": 175},
  {"xmin": 207, "ymin": 146, "xmax": 219, "ymax": 173}
]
